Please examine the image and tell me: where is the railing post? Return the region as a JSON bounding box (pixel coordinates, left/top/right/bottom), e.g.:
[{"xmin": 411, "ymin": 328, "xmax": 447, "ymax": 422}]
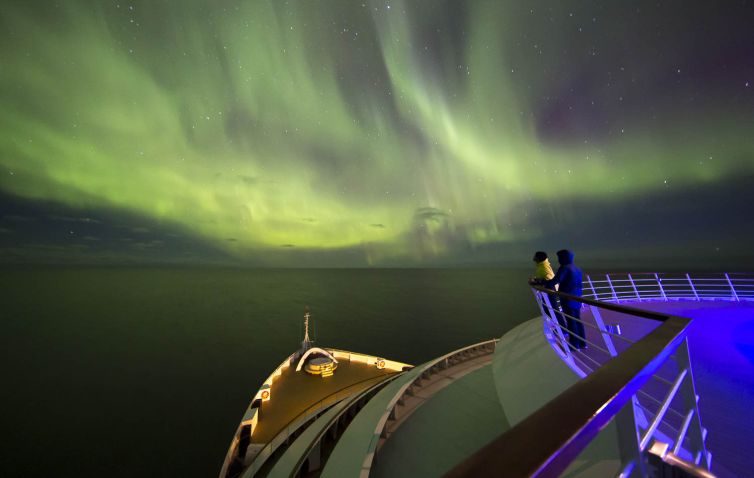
[
  {"xmin": 628, "ymin": 273, "xmax": 640, "ymax": 301},
  {"xmin": 655, "ymin": 273, "xmax": 667, "ymax": 301},
  {"xmin": 606, "ymin": 274, "xmax": 619, "ymax": 302},
  {"xmin": 615, "ymin": 396, "xmax": 647, "ymax": 477},
  {"xmin": 587, "ymin": 275, "xmax": 598, "ymax": 300},
  {"xmin": 674, "ymin": 339, "xmax": 710, "ymax": 470},
  {"xmin": 536, "ymin": 290, "xmax": 573, "ymax": 363},
  {"xmin": 532, "ymin": 290, "xmax": 549, "ymax": 328},
  {"xmin": 686, "ymin": 273, "xmax": 700, "ymax": 301},
  {"xmin": 725, "ymin": 273, "xmax": 740, "ymax": 302},
  {"xmin": 545, "ymin": 294, "xmax": 571, "ymax": 359},
  {"xmin": 590, "ymin": 305, "xmax": 618, "ymax": 357}
]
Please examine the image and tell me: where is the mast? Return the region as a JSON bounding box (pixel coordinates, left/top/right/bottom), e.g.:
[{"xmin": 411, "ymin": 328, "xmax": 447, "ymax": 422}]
[{"xmin": 301, "ymin": 306, "xmax": 312, "ymax": 351}]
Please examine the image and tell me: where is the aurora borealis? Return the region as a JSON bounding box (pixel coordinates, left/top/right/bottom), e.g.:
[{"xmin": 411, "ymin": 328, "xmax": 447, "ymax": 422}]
[{"xmin": 1, "ymin": 1, "xmax": 753, "ymax": 266}]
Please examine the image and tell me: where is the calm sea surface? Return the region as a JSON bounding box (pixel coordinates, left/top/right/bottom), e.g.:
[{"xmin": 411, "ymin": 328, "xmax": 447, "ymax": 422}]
[{"xmin": 1, "ymin": 267, "xmax": 538, "ymax": 477}]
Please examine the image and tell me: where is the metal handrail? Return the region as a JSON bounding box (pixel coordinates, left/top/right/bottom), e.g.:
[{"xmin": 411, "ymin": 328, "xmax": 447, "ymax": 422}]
[
  {"xmin": 538, "ymin": 285, "xmax": 709, "ymax": 470},
  {"xmin": 583, "ymin": 272, "xmax": 754, "ymax": 303},
  {"xmin": 640, "ymin": 369, "xmax": 688, "ymax": 451},
  {"xmin": 536, "ymin": 289, "xmax": 696, "ymax": 448},
  {"xmin": 444, "ymin": 285, "xmax": 711, "ymax": 478},
  {"xmin": 649, "ymin": 442, "xmax": 715, "ymax": 478}
]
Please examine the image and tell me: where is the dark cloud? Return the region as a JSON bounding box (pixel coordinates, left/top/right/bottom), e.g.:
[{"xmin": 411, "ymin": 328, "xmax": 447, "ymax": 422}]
[
  {"xmin": 414, "ymin": 207, "xmax": 449, "ymax": 222},
  {"xmin": 48, "ymin": 215, "xmax": 102, "ymax": 224},
  {"xmin": 0, "ymin": 191, "xmax": 232, "ymax": 266}
]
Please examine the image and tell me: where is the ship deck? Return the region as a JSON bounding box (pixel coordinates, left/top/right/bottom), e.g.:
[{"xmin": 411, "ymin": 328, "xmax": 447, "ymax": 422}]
[{"xmin": 252, "ymin": 358, "xmax": 399, "ymax": 444}]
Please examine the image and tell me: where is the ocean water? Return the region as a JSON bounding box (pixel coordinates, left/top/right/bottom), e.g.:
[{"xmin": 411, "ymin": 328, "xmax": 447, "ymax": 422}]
[{"xmin": 1, "ymin": 267, "xmax": 538, "ymax": 478}]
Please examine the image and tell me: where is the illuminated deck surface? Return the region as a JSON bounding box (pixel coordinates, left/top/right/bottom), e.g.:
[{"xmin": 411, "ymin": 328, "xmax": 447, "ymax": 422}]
[{"xmin": 252, "ymin": 358, "xmax": 398, "ymax": 444}]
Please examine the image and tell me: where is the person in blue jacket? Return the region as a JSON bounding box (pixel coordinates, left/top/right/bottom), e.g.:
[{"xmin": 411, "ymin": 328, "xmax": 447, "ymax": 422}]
[{"xmin": 545, "ymin": 249, "xmax": 586, "ymax": 350}]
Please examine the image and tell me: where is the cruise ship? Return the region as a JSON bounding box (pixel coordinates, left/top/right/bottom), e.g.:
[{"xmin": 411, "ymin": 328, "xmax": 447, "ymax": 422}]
[{"xmin": 219, "ymin": 273, "xmax": 753, "ymax": 478}]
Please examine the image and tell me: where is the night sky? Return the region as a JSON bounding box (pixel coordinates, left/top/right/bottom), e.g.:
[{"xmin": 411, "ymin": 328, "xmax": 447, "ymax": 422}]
[{"xmin": 1, "ymin": 0, "xmax": 753, "ymax": 267}]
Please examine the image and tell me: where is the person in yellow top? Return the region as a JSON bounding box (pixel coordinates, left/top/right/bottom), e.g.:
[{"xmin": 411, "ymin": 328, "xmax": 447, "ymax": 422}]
[
  {"xmin": 531, "ymin": 251, "xmax": 555, "ymax": 281},
  {"xmin": 529, "ymin": 251, "xmax": 566, "ymax": 333}
]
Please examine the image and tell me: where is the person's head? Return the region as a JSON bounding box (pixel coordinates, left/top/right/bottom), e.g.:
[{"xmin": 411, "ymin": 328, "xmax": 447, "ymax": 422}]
[
  {"xmin": 532, "ymin": 251, "xmax": 548, "ymax": 263},
  {"xmin": 556, "ymin": 249, "xmax": 575, "ymax": 265}
]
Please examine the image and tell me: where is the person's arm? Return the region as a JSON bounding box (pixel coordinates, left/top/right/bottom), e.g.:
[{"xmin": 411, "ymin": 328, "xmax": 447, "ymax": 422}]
[
  {"xmin": 529, "ymin": 264, "xmax": 544, "ymax": 284},
  {"xmin": 544, "ymin": 266, "xmax": 565, "ymax": 290}
]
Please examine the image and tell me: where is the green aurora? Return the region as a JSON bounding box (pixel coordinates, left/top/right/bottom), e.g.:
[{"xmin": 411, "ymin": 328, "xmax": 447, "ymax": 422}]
[{"xmin": 1, "ymin": 1, "xmax": 753, "ymax": 265}]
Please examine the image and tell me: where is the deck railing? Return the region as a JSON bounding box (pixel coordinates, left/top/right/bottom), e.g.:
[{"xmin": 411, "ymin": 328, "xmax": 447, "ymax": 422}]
[
  {"xmin": 536, "ymin": 287, "xmax": 710, "ymax": 476},
  {"xmin": 584, "ymin": 272, "xmax": 754, "ymax": 303},
  {"xmin": 446, "ymin": 283, "xmax": 714, "ymax": 478}
]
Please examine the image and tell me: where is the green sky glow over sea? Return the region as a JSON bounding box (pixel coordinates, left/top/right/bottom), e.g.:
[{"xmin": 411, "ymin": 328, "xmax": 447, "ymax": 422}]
[{"xmin": 1, "ymin": 1, "xmax": 753, "ymax": 266}]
